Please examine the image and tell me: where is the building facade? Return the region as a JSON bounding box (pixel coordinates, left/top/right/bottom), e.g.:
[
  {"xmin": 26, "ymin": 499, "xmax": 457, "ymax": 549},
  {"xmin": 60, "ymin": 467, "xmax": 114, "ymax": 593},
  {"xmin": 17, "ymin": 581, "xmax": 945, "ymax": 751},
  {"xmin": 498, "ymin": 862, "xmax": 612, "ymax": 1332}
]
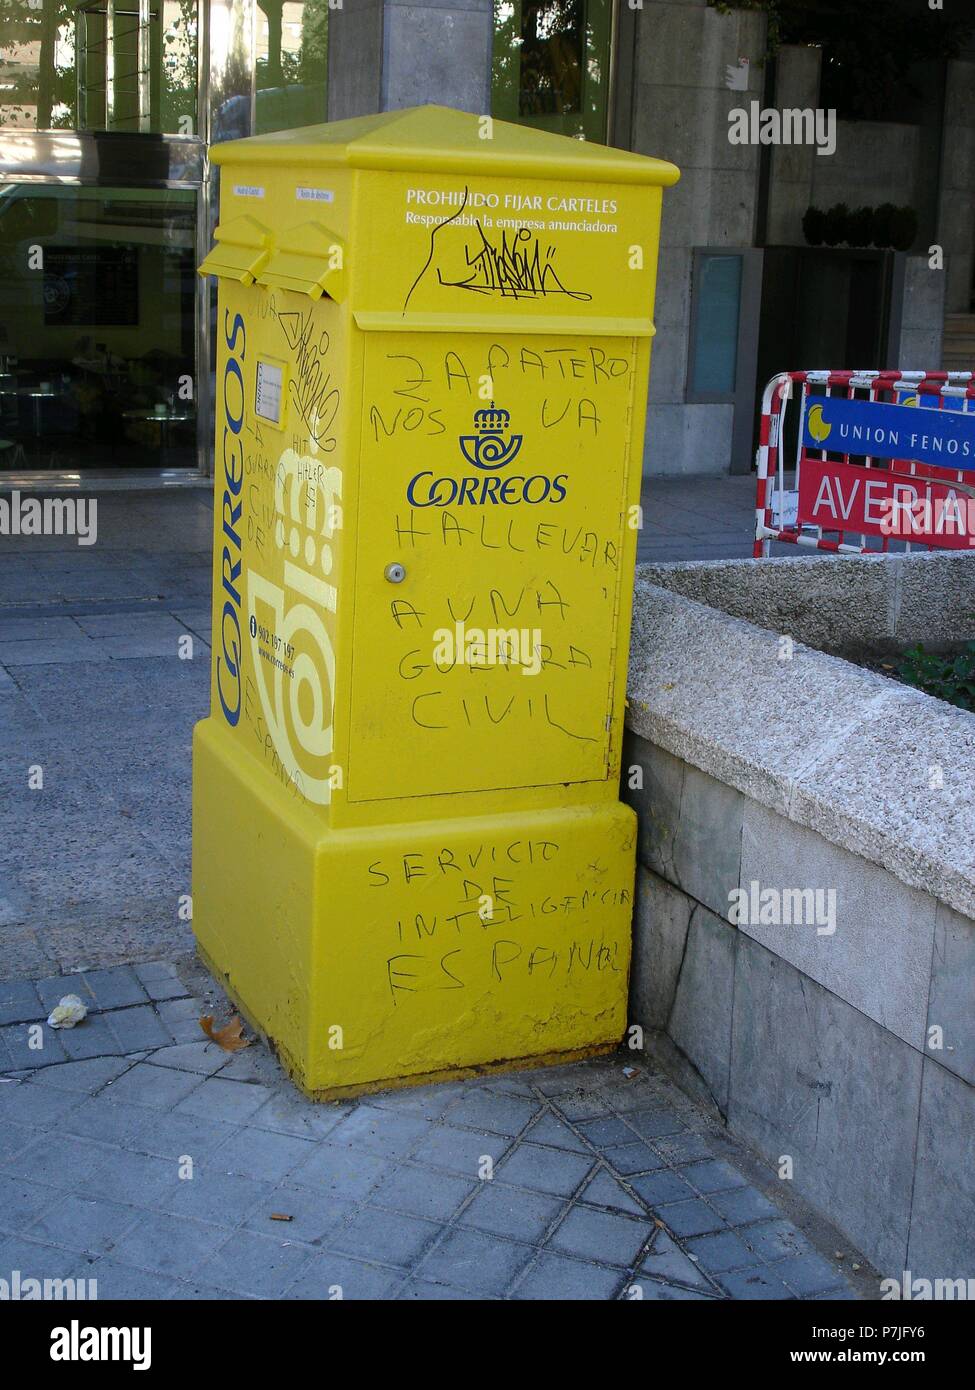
[{"xmin": 1, "ymin": 0, "xmax": 972, "ymax": 481}]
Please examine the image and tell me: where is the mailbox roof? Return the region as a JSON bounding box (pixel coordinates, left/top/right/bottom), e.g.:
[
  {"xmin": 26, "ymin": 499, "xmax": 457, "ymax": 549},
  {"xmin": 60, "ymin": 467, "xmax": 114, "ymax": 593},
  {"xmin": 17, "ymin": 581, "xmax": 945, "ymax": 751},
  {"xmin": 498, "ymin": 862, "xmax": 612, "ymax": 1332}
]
[{"xmin": 209, "ymin": 104, "xmax": 680, "ymax": 187}]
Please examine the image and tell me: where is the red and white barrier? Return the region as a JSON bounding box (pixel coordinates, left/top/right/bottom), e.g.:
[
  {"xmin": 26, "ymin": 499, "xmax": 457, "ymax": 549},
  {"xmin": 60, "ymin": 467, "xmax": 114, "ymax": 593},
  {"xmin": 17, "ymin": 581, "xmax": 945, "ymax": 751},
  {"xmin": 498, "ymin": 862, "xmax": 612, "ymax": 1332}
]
[{"xmin": 754, "ymin": 370, "xmax": 975, "ymax": 558}]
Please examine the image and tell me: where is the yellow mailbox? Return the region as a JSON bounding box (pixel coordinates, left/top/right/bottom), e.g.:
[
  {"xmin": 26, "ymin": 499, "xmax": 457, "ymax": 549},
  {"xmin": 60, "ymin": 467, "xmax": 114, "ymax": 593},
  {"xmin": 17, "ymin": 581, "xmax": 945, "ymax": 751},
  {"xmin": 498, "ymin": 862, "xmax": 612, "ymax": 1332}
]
[{"xmin": 194, "ymin": 105, "xmax": 679, "ymax": 1097}]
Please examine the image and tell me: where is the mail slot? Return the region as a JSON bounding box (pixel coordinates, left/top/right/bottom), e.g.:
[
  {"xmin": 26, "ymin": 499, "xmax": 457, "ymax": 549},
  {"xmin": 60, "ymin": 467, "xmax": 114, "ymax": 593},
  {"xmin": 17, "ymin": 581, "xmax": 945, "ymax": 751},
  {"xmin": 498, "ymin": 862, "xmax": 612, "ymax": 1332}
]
[{"xmin": 193, "ymin": 105, "xmax": 679, "ymax": 1097}]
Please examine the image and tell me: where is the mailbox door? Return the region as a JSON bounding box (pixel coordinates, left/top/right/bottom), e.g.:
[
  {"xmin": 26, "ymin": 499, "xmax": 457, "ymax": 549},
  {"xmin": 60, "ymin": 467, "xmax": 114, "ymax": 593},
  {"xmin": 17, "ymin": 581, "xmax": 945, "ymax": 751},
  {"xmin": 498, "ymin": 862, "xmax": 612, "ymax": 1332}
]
[{"xmin": 347, "ymin": 328, "xmax": 638, "ymax": 802}]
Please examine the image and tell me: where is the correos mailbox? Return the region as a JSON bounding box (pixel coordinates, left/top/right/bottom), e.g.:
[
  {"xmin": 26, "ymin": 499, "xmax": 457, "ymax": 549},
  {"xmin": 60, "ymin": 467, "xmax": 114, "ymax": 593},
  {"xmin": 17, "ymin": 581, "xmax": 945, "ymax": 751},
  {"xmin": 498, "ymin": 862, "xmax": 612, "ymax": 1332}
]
[{"xmin": 194, "ymin": 105, "xmax": 679, "ymax": 1097}]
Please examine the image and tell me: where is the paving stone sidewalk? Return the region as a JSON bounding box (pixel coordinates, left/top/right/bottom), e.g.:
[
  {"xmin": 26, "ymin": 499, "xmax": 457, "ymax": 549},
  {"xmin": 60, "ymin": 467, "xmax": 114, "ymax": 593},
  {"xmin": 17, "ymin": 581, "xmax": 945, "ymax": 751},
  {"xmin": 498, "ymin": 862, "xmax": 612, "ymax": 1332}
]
[{"xmin": 0, "ymin": 963, "xmax": 871, "ymax": 1301}]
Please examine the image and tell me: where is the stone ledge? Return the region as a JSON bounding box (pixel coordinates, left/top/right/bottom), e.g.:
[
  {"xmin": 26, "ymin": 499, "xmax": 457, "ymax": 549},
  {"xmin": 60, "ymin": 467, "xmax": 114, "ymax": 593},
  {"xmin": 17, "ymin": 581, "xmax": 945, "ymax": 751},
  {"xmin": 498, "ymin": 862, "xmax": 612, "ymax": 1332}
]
[
  {"xmin": 626, "ymin": 576, "xmax": 975, "ymax": 921},
  {"xmin": 639, "ymin": 550, "xmax": 975, "ymax": 659}
]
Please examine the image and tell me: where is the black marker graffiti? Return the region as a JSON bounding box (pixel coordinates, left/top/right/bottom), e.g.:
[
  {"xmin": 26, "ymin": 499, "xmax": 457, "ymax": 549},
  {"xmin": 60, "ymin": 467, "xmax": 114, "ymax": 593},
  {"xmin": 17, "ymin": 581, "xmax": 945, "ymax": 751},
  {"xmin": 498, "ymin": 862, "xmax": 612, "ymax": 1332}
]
[{"xmin": 403, "ymin": 188, "xmax": 592, "ymax": 311}]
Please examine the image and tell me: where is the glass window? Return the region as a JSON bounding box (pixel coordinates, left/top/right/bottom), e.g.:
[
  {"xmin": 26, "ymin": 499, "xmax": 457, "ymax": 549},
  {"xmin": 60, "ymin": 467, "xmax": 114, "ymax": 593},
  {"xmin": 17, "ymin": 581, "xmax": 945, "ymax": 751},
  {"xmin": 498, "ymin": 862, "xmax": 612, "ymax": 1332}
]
[
  {"xmin": 689, "ymin": 253, "xmax": 742, "ymax": 397},
  {"xmin": 0, "ymin": 184, "xmax": 198, "ymax": 470},
  {"xmin": 0, "ymin": 0, "xmax": 198, "ymax": 135},
  {"xmin": 255, "ymin": 0, "xmax": 328, "ymax": 135},
  {"xmin": 492, "ymin": 0, "xmax": 611, "ymax": 143}
]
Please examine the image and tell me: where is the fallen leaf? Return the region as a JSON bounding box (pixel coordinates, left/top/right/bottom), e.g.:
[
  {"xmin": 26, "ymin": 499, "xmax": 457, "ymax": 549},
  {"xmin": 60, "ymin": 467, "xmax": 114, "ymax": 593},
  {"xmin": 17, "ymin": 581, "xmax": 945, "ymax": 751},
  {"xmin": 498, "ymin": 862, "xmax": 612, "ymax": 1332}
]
[{"xmin": 200, "ymin": 1014, "xmax": 251, "ymax": 1052}]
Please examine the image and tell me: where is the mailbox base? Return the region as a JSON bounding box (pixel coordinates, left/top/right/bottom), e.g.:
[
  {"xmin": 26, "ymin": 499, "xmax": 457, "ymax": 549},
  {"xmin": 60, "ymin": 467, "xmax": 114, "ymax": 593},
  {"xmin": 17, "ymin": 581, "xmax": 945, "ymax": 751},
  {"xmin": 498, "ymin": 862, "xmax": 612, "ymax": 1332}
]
[{"xmin": 193, "ymin": 719, "xmax": 636, "ymax": 1098}]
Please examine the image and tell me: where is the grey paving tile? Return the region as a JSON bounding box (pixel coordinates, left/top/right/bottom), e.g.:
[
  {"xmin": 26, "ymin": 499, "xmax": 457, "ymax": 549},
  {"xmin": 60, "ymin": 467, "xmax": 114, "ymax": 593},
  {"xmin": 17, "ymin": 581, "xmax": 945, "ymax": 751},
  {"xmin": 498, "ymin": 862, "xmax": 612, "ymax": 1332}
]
[
  {"xmin": 327, "ymin": 1105, "xmax": 432, "ymax": 1160},
  {"xmin": 605, "ymin": 1080, "xmax": 668, "ymax": 1115},
  {"xmin": 0, "ymin": 1023, "xmax": 68, "ymax": 1068},
  {"xmin": 681, "ymin": 1158, "xmax": 750, "ymax": 1195},
  {"xmin": 329, "ymin": 1206, "xmax": 441, "ymax": 1269},
  {"xmin": 106, "ymin": 1005, "xmax": 172, "ymax": 1052},
  {"xmin": 717, "ymin": 1265, "xmax": 795, "ymax": 1299},
  {"xmin": 459, "ymin": 1182, "xmax": 565, "ymax": 1242},
  {"xmin": 242, "ymin": 1183, "xmax": 355, "ymax": 1245},
  {"xmin": 0, "ymin": 638, "xmax": 102, "ymax": 666},
  {"xmin": 144, "ymin": 1041, "xmax": 230, "ymax": 1076},
  {"xmin": 83, "ymin": 1258, "xmax": 181, "ymax": 1300},
  {"xmin": 410, "ymin": 1124, "xmax": 512, "ymax": 1178},
  {"xmin": 77, "ymin": 1147, "xmax": 176, "ymax": 1205},
  {"xmin": 108, "ymin": 1210, "xmax": 236, "ymax": 1278},
  {"xmin": 0, "ymin": 1177, "xmax": 62, "ymax": 1235},
  {"xmin": 548, "ymin": 1205, "xmax": 652, "ymax": 1267},
  {"xmin": 650, "ymin": 1131, "xmax": 715, "ymax": 1166},
  {"xmin": 399, "ymin": 1279, "xmax": 484, "ymax": 1300},
  {"xmin": 248, "ymin": 1090, "xmax": 349, "ymax": 1139},
  {"xmin": 174, "ymin": 1076, "xmax": 271, "ymax": 1124},
  {"xmin": 208, "ymin": 1128, "xmax": 317, "ymax": 1182},
  {"xmin": 125, "ymin": 1110, "xmax": 238, "ymax": 1162},
  {"xmin": 579, "ymin": 1170, "xmax": 648, "ymax": 1216},
  {"xmin": 0, "ymin": 1119, "xmax": 33, "ymax": 1164},
  {"xmin": 27, "ymin": 1056, "xmax": 132, "ymax": 1094},
  {"xmin": 554, "ymin": 1090, "xmax": 615, "ymax": 1122},
  {"xmin": 132, "ymin": 962, "xmax": 188, "ymax": 1002},
  {"xmin": 371, "ymin": 1164, "xmax": 477, "ymax": 1223},
  {"xmin": 740, "ymin": 1218, "xmax": 816, "ymax": 1263},
  {"xmin": 24, "ymin": 1193, "xmax": 139, "ymax": 1257},
  {"xmin": 150, "ymin": 1167, "xmax": 276, "ymax": 1225},
  {"xmin": 196, "ymin": 1229, "xmax": 314, "ymax": 1298},
  {"xmin": 640, "ymin": 1228, "xmax": 716, "ymax": 1291},
  {"xmin": 0, "ymin": 978, "xmax": 42, "ymax": 1025},
  {"xmin": 101, "ymin": 1061, "xmax": 204, "ymax": 1109},
  {"xmin": 417, "ymin": 1227, "xmax": 534, "ymax": 1296},
  {"xmin": 57, "ymin": 1016, "xmax": 126, "ymax": 1061},
  {"xmin": 775, "ymin": 1251, "xmax": 852, "ymax": 1297},
  {"xmin": 576, "ymin": 1116, "xmax": 639, "ymax": 1149},
  {"xmin": 289, "ymin": 1251, "xmax": 402, "ymax": 1301},
  {"xmin": 686, "ymin": 1229, "xmax": 765, "ymax": 1274},
  {"xmin": 61, "ymin": 1096, "xmax": 151, "ymax": 1145},
  {"xmin": 79, "ymin": 967, "xmax": 148, "ymax": 1008},
  {"xmin": 366, "ymin": 1083, "xmax": 464, "ymax": 1120},
  {"xmin": 289, "ymin": 1143, "xmax": 388, "ymax": 1202},
  {"xmin": 0, "ymin": 1234, "xmax": 90, "ymax": 1282},
  {"xmin": 442, "ymin": 1090, "xmax": 540, "ymax": 1136},
  {"xmin": 4, "ymin": 1132, "xmax": 108, "ymax": 1189},
  {"xmin": 155, "ymin": 998, "xmax": 206, "ymax": 1041},
  {"xmin": 0, "ymin": 617, "xmax": 83, "ymax": 642},
  {"xmin": 522, "ymin": 1111, "xmax": 591, "ymax": 1153},
  {"xmin": 496, "ymin": 1143, "xmax": 594, "ymax": 1197},
  {"xmin": 514, "ymin": 1252, "xmax": 627, "ymax": 1300},
  {"xmin": 710, "ymin": 1185, "xmax": 780, "ymax": 1226},
  {"xmin": 631, "ymin": 1170, "xmax": 701, "ymax": 1213},
  {"xmin": 627, "ymin": 1277, "xmax": 721, "ymax": 1300},
  {"xmin": 212, "ymin": 1048, "xmax": 283, "ymax": 1086},
  {"xmin": 75, "ymin": 612, "xmax": 186, "ymax": 639},
  {"xmin": 602, "ymin": 1140, "xmax": 667, "ymax": 1176},
  {"xmin": 656, "ymin": 1197, "xmax": 727, "ymax": 1238}
]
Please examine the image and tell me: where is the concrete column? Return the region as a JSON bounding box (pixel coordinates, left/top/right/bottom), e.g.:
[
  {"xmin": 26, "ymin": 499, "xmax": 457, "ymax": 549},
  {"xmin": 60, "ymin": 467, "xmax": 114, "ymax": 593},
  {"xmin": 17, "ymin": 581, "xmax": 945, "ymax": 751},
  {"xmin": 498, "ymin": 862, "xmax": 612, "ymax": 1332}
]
[
  {"xmin": 938, "ymin": 59, "xmax": 975, "ymax": 314},
  {"xmin": 897, "ymin": 255, "xmax": 946, "ymax": 371},
  {"xmin": 765, "ymin": 44, "xmax": 821, "ymax": 247},
  {"xmin": 629, "ymin": 0, "xmax": 766, "ymax": 476},
  {"xmin": 329, "ymin": 0, "xmax": 492, "ymax": 121}
]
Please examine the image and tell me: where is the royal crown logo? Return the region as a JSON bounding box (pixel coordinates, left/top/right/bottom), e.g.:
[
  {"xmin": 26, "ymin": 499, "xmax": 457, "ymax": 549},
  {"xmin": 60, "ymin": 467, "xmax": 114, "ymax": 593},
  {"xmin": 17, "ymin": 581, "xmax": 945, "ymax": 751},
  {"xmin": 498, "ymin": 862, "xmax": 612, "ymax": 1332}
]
[{"xmin": 459, "ymin": 401, "xmax": 523, "ymax": 470}]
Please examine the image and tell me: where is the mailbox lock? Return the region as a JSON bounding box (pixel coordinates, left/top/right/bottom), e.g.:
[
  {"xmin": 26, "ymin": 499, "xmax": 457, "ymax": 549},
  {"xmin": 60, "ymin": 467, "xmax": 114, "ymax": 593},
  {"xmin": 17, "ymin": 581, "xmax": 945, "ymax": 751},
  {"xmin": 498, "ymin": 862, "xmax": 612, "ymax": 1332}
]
[{"xmin": 384, "ymin": 563, "xmax": 407, "ymax": 584}]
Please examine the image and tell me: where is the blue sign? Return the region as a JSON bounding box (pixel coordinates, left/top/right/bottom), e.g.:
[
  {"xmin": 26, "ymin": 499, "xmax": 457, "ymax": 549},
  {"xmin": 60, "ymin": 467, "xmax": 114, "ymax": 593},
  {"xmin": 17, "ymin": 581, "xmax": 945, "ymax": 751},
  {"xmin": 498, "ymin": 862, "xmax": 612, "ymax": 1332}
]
[{"xmin": 802, "ymin": 395, "xmax": 975, "ymax": 471}]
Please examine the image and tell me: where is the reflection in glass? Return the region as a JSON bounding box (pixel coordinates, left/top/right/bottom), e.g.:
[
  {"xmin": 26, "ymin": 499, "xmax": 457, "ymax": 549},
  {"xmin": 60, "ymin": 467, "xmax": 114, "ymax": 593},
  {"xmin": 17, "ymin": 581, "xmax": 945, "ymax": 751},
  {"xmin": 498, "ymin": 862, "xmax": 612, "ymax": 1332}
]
[
  {"xmin": 0, "ymin": 0, "xmax": 198, "ymax": 134},
  {"xmin": 690, "ymin": 254, "xmax": 742, "ymax": 397},
  {"xmin": 255, "ymin": 0, "xmax": 328, "ymax": 134},
  {"xmin": 0, "ymin": 184, "xmax": 197, "ymax": 469},
  {"xmin": 492, "ymin": 0, "xmax": 610, "ymax": 143}
]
